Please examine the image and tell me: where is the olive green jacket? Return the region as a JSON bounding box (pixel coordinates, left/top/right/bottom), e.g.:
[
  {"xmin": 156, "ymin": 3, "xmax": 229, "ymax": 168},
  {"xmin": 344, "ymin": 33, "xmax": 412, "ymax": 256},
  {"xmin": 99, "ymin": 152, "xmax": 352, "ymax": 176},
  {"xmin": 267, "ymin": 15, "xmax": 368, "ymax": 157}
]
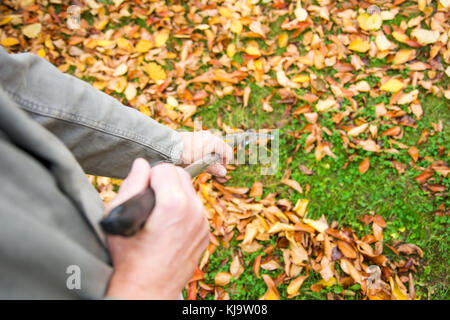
[{"xmin": 0, "ymin": 47, "xmax": 182, "ymax": 299}]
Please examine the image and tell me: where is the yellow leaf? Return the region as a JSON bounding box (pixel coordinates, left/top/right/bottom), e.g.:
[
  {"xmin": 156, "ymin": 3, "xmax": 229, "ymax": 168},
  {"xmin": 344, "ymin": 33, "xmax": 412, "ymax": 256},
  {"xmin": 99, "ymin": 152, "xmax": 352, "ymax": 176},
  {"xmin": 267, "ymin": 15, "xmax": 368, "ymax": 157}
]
[
  {"xmin": 292, "ymin": 74, "xmax": 310, "ymax": 83},
  {"xmin": 143, "ymin": 62, "xmax": 166, "ymax": 83},
  {"xmin": 411, "ymin": 28, "xmax": 440, "ymax": 45},
  {"xmin": 358, "ymin": 13, "xmax": 382, "ymax": 31},
  {"xmin": 392, "ymin": 31, "xmax": 408, "ymax": 43},
  {"xmin": 97, "ymin": 39, "xmax": 115, "ymax": 47},
  {"xmin": 349, "ymin": 37, "xmax": 370, "ymax": 53},
  {"xmin": 113, "ymin": 63, "xmax": 128, "ymax": 77},
  {"xmin": 0, "ymin": 16, "xmax": 13, "ymax": 26},
  {"xmin": 218, "ymin": 7, "xmax": 233, "ymax": 18},
  {"xmin": 0, "ymin": 37, "xmax": 19, "ymax": 47},
  {"xmin": 303, "ymin": 216, "xmax": 328, "ymax": 233},
  {"xmin": 139, "ymin": 105, "xmax": 152, "ymax": 117},
  {"xmin": 117, "ymin": 37, "xmax": 133, "ymax": 51},
  {"xmin": 95, "ymin": 19, "xmax": 108, "ymax": 31},
  {"xmin": 287, "ymin": 275, "xmax": 308, "ymax": 296},
  {"xmin": 154, "ymin": 30, "xmax": 169, "ymax": 47},
  {"xmin": 124, "ymin": 83, "xmax": 137, "ymax": 101},
  {"xmin": 316, "ymin": 97, "xmax": 336, "ymax": 112},
  {"xmin": 22, "ymin": 23, "xmax": 42, "ymax": 38},
  {"xmin": 319, "ymin": 276, "xmax": 337, "ymax": 287},
  {"xmin": 135, "ymin": 39, "xmax": 153, "ymax": 53},
  {"xmin": 389, "ymin": 276, "xmax": 409, "ymax": 300},
  {"xmin": 278, "ymin": 33, "xmax": 288, "ymax": 48},
  {"xmin": 268, "ymin": 222, "xmax": 296, "ymax": 234},
  {"xmin": 93, "ymin": 81, "xmax": 106, "ymax": 90},
  {"xmin": 114, "ymin": 77, "xmax": 127, "ymax": 93},
  {"xmin": 230, "ymin": 19, "xmax": 243, "ymax": 34},
  {"xmin": 36, "ymin": 48, "xmax": 45, "ymax": 58},
  {"xmin": 293, "ymin": 199, "xmax": 308, "ymax": 217},
  {"xmin": 375, "ymin": 32, "xmax": 392, "ymax": 51},
  {"xmin": 226, "ymin": 43, "xmax": 236, "ymax": 58},
  {"xmin": 380, "ymin": 78, "xmax": 404, "ymax": 93},
  {"xmin": 393, "ymin": 49, "xmax": 414, "ymax": 65},
  {"xmin": 245, "ymin": 46, "xmax": 261, "ymax": 56}
]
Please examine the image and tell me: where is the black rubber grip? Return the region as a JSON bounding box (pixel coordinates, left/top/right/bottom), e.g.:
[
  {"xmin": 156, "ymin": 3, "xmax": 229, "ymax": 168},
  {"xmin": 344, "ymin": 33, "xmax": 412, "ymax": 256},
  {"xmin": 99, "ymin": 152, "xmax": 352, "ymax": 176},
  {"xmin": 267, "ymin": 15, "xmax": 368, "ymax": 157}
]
[{"xmin": 100, "ymin": 188, "xmax": 156, "ymax": 237}]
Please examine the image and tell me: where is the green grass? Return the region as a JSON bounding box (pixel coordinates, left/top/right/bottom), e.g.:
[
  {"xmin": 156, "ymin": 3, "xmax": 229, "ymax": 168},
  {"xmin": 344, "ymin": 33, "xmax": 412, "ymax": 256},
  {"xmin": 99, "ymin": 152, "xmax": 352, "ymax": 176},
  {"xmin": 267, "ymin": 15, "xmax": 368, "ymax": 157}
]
[{"xmin": 192, "ymin": 78, "xmax": 449, "ymax": 299}]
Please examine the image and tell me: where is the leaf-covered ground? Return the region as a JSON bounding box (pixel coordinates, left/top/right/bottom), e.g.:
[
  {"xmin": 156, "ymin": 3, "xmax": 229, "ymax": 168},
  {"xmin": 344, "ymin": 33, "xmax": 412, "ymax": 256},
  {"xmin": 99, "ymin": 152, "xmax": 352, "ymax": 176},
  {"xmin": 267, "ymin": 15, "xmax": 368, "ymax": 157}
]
[{"xmin": 1, "ymin": 0, "xmax": 448, "ymax": 299}]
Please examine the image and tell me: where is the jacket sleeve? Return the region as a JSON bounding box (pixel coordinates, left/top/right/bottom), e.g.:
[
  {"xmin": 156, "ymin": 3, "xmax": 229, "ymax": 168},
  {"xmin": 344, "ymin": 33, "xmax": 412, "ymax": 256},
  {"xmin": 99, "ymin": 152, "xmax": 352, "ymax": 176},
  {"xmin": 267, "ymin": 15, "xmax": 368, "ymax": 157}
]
[{"xmin": 0, "ymin": 46, "xmax": 183, "ymax": 179}]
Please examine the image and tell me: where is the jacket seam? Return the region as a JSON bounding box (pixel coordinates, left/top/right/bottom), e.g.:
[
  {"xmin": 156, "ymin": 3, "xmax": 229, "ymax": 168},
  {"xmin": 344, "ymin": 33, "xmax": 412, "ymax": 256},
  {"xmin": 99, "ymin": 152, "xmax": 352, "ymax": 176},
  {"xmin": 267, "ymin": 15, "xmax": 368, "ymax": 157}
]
[{"xmin": 6, "ymin": 89, "xmax": 178, "ymax": 161}]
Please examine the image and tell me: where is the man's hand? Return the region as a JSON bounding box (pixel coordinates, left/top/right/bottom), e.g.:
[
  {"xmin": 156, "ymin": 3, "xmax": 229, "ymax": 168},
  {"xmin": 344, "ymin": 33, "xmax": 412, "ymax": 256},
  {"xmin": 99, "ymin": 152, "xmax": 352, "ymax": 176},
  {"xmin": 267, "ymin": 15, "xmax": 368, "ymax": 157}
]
[
  {"xmin": 179, "ymin": 131, "xmax": 233, "ymax": 177},
  {"xmin": 105, "ymin": 158, "xmax": 209, "ymax": 299}
]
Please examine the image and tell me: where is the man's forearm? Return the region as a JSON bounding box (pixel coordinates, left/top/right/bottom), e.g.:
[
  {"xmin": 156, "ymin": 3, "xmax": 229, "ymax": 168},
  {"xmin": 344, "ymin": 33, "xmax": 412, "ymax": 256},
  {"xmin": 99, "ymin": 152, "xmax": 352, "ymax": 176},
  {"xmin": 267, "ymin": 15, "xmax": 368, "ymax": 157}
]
[{"xmin": 0, "ymin": 47, "xmax": 182, "ymax": 178}]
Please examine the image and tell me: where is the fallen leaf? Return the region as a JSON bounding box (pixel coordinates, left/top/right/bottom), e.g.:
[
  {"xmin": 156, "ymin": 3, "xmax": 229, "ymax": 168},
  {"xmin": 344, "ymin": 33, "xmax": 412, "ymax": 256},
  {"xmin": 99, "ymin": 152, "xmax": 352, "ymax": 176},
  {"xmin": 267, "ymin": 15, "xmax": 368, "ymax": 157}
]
[
  {"xmin": 337, "ymin": 240, "xmax": 358, "ymax": 259},
  {"xmin": 281, "ymin": 179, "xmax": 303, "ymax": 193},
  {"xmin": 380, "ymin": 79, "xmax": 404, "ymax": 93},
  {"xmin": 143, "ymin": 62, "xmax": 166, "ymax": 82},
  {"xmin": 215, "ymin": 272, "xmax": 232, "ymax": 286},
  {"xmin": 22, "ymin": 23, "xmax": 41, "ymax": 38},
  {"xmin": 249, "ymin": 181, "xmax": 263, "ymax": 198},
  {"xmin": 349, "ymin": 37, "xmax": 370, "ymax": 53},
  {"xmin": 135, "ymin": 39, "xmax": 153, "ymax": 53},
  {"xmin": 359, "ymin": 157, "xmax": 370, "ymax": 174},
  {"xmin": 411, "ymin": 28, "xmax": 440, "ymax": 45},
  {"xmin": 287, "ymin": 275, "xmax": 308, "ymax": 296},
  {"xmin": 408, "ymin": 146, "xmax": 419, "ymax": 162}
]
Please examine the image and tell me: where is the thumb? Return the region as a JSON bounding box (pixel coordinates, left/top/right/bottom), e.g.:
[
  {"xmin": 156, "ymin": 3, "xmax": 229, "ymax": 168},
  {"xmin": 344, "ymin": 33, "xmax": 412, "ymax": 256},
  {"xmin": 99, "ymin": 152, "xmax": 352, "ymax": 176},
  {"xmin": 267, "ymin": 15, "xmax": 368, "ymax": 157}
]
[
  {"xmin": 106, "ymin": 158, "xmax": 151, "ymax": 213},
  {"xmin": 206, "ymin": 163, "xmax": 227, "ymax": 177}
]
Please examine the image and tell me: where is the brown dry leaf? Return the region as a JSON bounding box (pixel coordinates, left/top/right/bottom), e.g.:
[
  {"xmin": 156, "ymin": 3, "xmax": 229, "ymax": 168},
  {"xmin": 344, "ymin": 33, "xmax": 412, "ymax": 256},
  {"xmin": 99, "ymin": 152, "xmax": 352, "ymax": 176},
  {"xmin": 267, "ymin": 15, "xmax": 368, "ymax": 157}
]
[
  {"xmin": 287, "ymin": 275, "xmax": 308, "ymax": 296},
  {"xmin": 22, "ymin": 23, "xmax": 41, "ymax": 38},
  {"xmin": 396, "ymin": 244, "xmax": 424, "ymax": 258},
  {"xmin": 381, "ymin": 126, "xmax": 401, "ymax": 137},
  {"xmin": 358, "ymin": 139, "xmax": 381, "ymax": 152},
  {"xmin": 215, "ymin": 272, "xmax": 232, "ymax": 287},
  {"xmin": 230, "ymin": 255, "xmax": 244, "ymax": 279},
  {"xmin": 348, "ymin": 123, "xmax": 368, "ymax": 137},
  {"xmin": 299, "ymin": 164, "xmax": 314, "ymax": 175},
  {"xmin": 249, "ymin": 181, "xmax": 263, "ymax": 198},
  {"xmin": 340, "ymin": 258, "xmax": 362, "ymax": 284},
  {"xmin": 260, "ymin": 274, "xmax": 280, "ymax": 300},
  {"xmin": 281, "ymin": 179, "xmax": 303, "ymax": 193},
  {"xmin": 408, "ymin": 146, "xmax": 419, "ymax": 162},
  {"xmin": 337, "ymin": 240, "xmax": 358, "ymax": 259}
]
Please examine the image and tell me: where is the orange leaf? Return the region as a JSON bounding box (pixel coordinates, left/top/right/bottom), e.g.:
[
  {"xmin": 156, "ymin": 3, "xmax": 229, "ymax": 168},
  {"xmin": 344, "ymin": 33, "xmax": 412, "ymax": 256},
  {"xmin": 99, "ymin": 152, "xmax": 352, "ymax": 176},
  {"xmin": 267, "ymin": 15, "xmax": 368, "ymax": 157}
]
[
  {"xmin": 417, "ymin": 128, "xmax": 428, "ymax": 145},
  {"xmin": 253, "ymin": 255, "xmax": 261, "ymax": 279},
  {"xmin": 281, "ymin": 179, "xmax": 303, "ymax": 193},
  {"xmin": 414, "ymin": 170, "xmax": 433, "ymax": 184},
  {"xmin": 337, "ymin": 240, "xmax": 358, "ymax": 259},
  {"xmin": 381, "ymin": 126, "xmax": 401, "ymax": 137},
  {"xmin": 408, "ymin": 146, "xmax": 419, "ymax": 162},
  {"xmin": 359, "ymin": 157, "xmax": 370, "ymax": 174},
  {"xmin": 214, "ymin": 272, "xmax": 232, "ymax": 287},
  {"xmin": 261, "ymin": 274, "xmax": 280, "ymax": 300},
  {"xmin": 187, "ymin": 281, "xmax": 197, "ymax": 300},
  {"xmin": 287, "ymin": 275, "xmax": 308, "ymax": 296},
  {"xmin": 249, "ymin": 181, "xmax": 263, "ymax": 198}
]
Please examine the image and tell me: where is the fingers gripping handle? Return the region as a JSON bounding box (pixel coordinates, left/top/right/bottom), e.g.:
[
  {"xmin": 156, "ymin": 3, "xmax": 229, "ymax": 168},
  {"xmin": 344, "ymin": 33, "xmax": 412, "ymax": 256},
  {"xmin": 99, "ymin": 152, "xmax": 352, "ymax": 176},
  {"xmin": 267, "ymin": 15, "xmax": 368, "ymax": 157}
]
[
  {"xmin": 100, "ymin": 153, "xmax": 221, "ymax": 237},
  {"xmin": 100, "ymin": 188, "xmax": 156, "ymax": 236}
]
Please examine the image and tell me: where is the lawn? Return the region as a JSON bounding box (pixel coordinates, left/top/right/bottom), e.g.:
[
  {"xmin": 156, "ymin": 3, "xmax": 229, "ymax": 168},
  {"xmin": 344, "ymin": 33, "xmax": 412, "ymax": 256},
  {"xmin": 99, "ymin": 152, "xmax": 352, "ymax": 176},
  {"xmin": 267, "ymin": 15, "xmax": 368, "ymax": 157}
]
[{"xmin": 1, "ymin": 0, "xmax": 448, "ymax": 299}]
